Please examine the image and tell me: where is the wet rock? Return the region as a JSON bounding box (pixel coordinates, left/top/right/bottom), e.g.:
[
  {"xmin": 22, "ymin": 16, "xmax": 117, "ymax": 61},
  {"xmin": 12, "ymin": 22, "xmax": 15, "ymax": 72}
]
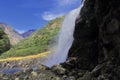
[
  {"xmin": 24, "ymin": 75, "xmax": 30, "ymax": 80},
  {"xmin": 23, "ymin": 68, "xmax": 32, "ymax": 73},
  {"xmin": 31, "ymin": 71, "xmax": 38, "ymax": 77},
  {"xmin": 1, "ymin": 62, "xmax": 7, "ymax": 68},
  {"xmin": 62, "ymin": 75, "xmax": 67, "ymax": 79},
  {"xmin": 78, "ymin": 72, "xmax": 84, "ymax": 77},
  {"xmin": 0, "ymin": 77, "xmax": 3, "ymax": 80},
  {"xmin": 38, "ymin": 65, "xmax": 49, "ymax": 70},
  {"xmin": 51, "ymin": 77, "xmax": 62, "ymax": 80},
  {"xmin": 0, "ymin": 73, "xmax": 3, "ymax": 77},
  {"xmin": 2, "ymin": 77, "xmax": 9, "ymax": 80},
  {"xmin": 65, "ymin": 76, "xmax": 76, "ymax": 80},
  {"xmin": 15, "ymin": 78, "xmax": 19, "ymax": 80},
  {"xmin": 51, "ymin": 64, "xmax": 66, "ymax": 75},
  {"xmin": 14, "ymin": 71, "xmax": 23, "ymax": 77}
]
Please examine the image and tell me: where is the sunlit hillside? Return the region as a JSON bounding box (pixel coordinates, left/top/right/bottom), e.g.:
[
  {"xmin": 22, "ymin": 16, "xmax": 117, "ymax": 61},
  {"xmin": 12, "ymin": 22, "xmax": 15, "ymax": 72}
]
[
  {"xmin": 0, "ymin": 51, "xmax": 49, "ymax": 62},
  {"xmin": 0, "ymin": 17, "xmax": 64, "ymax": 59}
]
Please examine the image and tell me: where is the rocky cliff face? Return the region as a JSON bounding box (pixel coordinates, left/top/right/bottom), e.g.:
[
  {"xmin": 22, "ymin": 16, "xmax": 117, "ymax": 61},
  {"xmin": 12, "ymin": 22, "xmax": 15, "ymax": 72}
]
[
  {"xmin": 62, "ymin": 0, "xmax": 120, "ymax": 79},
  {"xmin": 0, "ymin": 23, "xmax": 24, "ymax": 45}
]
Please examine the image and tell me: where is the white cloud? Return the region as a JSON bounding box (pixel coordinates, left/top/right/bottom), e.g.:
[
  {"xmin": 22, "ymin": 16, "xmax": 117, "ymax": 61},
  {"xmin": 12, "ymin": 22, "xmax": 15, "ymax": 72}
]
[
  {"xmin": 34, "ymin": 0, "xmax": 81, "ymax": 21},
  {"xmin": 41, "ymin": 12, "xmax": 64, "ymax": 21},
  {"xmin": 15, "ymin": 29, "xmax": 25, "ymax": 34}
]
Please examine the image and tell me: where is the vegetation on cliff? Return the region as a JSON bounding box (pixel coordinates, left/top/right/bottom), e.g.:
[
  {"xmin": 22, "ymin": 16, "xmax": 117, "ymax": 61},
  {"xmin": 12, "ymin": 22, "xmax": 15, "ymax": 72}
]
[{"xmin": 0, "ymin": 28, "xmax": 10, "ymax": 55}]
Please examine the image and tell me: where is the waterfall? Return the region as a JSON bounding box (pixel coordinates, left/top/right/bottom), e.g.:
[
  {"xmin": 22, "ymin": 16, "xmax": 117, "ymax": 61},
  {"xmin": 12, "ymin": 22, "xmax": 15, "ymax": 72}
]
[{"xmin": 43, "ymin": 2, "xmax": 85, "ymax": 67}]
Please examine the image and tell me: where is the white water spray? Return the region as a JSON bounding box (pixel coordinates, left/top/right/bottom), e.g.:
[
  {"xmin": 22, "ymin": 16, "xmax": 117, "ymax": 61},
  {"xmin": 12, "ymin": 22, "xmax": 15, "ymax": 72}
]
[{"xmin": 43, "ymin": 2, "xmax": 85, "ymax": 67}]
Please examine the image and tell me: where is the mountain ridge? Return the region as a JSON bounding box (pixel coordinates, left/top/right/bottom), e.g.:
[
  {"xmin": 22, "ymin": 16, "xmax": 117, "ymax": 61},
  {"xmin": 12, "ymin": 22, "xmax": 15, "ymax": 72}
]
[
  {"xmin": 0, "ymin": 23, "xmax": 24, "ymax": 45},
  {"xmin": 22, "ymin": 29, "xmax": 36, "ymax": 38},
  {"xmin": 0, "ymin": 17, "xmax": 64, "ymax": 58}
]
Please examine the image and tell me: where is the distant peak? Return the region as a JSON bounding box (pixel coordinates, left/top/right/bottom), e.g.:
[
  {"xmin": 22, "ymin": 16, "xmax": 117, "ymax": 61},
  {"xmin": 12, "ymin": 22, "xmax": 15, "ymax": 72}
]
[
  {"xmin": 28, "ymin": 29, "xmax": 36, "ymax": 31},
  {"xmin": 22, "ymin": 29, "xmax": 36, "ymax": 38},
  {"xmin": 0, "ymin": 22, "xmax": 8, "ymax": 25}
]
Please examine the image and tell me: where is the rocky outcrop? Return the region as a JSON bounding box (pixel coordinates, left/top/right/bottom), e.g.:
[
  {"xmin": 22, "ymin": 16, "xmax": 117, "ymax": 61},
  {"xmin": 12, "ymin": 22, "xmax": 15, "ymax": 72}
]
[
  {"xmin": 62, "ymin": 0, "xmax": 120, "ymax": 80},
  {"xmin": 0, "ymin": 23, "xmax": 24, "ymax": 45}
]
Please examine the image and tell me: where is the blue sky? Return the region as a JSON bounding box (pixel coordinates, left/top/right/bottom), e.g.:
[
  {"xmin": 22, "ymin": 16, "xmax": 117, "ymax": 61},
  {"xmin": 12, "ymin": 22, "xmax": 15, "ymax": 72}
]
[{"xmin": 0, "ymin": 0, "xmax": 81, "ymax": 33}]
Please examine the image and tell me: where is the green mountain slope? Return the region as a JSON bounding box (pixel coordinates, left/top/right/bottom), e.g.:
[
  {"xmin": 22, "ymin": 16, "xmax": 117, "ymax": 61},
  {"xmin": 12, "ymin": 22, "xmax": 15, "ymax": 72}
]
[{"xmin": 0, "ymin": 17, "xmax": 63, "ymax": 58}]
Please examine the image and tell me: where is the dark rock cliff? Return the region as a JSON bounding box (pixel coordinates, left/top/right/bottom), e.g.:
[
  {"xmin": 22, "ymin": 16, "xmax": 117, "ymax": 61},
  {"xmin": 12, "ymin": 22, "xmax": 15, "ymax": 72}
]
[{"xmin": 62, "ymin": 0, "xmax": 120, "ymax": 79}]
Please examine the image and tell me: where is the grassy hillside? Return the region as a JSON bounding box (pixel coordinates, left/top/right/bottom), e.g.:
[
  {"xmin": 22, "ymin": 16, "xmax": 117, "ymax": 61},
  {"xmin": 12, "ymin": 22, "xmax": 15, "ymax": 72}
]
[{"xmin": 0, "ymin": 17, "xmax": 63, "ymax": 58}]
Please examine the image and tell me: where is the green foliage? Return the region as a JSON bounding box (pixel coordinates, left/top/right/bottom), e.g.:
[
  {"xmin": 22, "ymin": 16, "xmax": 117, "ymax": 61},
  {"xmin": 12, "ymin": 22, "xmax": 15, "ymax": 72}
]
[
  {"xmin": 0, "ymin": 28, "xmax": 10, "ymax": 55},
  {"xmin": 0, "ymin": 17, "xmax": 64, "ymax": 58}
]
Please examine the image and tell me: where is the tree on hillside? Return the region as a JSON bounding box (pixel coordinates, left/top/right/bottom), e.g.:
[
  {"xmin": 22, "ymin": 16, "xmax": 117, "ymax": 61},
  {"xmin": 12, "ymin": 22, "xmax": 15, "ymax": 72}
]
[{"xmin": 0, "ymin": 28, "xmax": 10, "ymax": 54}]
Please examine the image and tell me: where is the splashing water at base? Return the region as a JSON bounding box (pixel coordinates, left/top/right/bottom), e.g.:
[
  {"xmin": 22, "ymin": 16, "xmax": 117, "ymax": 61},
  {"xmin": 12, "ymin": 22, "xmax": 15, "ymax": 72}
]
[{"xmin": 43, "ymin": 2, "xmax": 85, "ymax": 67}]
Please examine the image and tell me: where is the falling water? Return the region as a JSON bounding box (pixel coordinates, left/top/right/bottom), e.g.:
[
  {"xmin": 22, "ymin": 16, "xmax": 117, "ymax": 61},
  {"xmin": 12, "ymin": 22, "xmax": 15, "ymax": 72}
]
[{"xmin": 43, "ymin": 2, "xmax": 85, "ymax": 67}]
